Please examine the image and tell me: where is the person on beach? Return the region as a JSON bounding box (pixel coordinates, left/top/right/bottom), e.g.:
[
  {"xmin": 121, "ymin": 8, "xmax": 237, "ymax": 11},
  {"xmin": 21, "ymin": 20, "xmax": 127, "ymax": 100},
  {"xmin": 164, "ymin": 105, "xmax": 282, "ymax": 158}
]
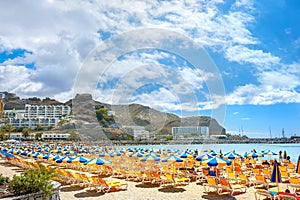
[
  {"xmin": 283, "ymin": 150, "xmax": 287, "ymax": 159},
  {"xmin": 279, "ymin": 150, "xmax": 283, "ymax": 162},
  {"xmin": 286, "ymin": 156, "xmax": 291, "ymax": 163}
]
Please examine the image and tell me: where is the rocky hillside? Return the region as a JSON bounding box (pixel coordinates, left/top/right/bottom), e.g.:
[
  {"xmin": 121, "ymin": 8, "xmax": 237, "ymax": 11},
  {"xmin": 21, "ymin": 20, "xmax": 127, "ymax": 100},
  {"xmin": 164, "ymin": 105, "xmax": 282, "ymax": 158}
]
[
  {"xmin": 1, "ymin": 92, "xmax": 226, "ymax": 138},
  {"xmin": 2, "ymin": 91, "xmax": 62, "ymax": 110}
]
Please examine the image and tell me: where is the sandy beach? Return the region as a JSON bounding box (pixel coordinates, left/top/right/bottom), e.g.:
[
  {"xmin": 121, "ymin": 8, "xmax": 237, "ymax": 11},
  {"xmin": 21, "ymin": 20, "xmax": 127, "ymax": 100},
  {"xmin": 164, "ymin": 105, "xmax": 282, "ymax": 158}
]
[{"xmin": 1, "ymin": 158, "xmax": 291, "ymax": 200}]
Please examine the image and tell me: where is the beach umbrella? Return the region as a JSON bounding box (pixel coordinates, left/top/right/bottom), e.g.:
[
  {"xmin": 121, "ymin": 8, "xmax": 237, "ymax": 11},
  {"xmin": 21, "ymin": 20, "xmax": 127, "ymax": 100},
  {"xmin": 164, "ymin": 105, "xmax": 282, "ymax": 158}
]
[
  {"xmin": 36, "ymin": 153, "xmax": 44, "ymax": 159},
  {"xmin": 130, "ymin": 151, "xmax": 144, "ymax": 158},
  {"xmin": 53, "ymin": 149, "xmax": 62, "ymax": 153},
  {"xmin": 223, "ymin": 152, "xmax": 241, "ymax": 160},
  {"xmin": 21, "ymin": 151, "xmax": 28, "ymax": 156},
  {"xmin": 210, "ymin": 150, "xmax": 218, "ymax": 156},
  {"xmin": 270, "ymin": 160, "xmax": 281, "ymax": 190},
  {"xmin": 296, "ymin": 155, "xmax": 300, "ymax": 174},
  {"xmin": 224, "ymin": 151, "xmax": 241, "ymax": 156},
  {"xmin": 27, "ymin": 151, "xmax": 35, "ymax": 157},
  {"xmin": 202, "ymin": 157, "xmax": 231, "ymax": 167},
  {"xmin": 84, "ymin": 158, "xmax": 111, "ymax": 165},
  {"xmin": 99, "ymin": 152, "xmax": 108, "ymax": 157},
  {"xmin": 162, "ymin": 155, "xmax": 183, "ymax": 163},
  {"xmin": 46, "ymin": 154, "xmax": 56, "ymax": 160},
  {"xmin": 196, "ymin": 154, "xmax": 213, "ymax": 161},
  {"xmin": 263, "ymin": 150, "xmax": 277, "ymax": 156},
  {"xmin": 42, "ymin": 154, "xmax": 50, "ymax": 159},
  {"xmin": 244, "ymin": 152, "xmax": 263, "ymax": 158},
  {"xmin": 178, "ymin": 151, "xmax": 194, "ymax": 158},
  {"xmin": 7, "ymin": 149, "xmax": 14, "ymax": 154},
  {"xmin": 67, "ymin": 156, "xmax": 88, "ymax": 163},
  {"xmin": 2, "ymin": 151, "xmax": 15, "ymax": 159},
  {"xmin": 140, "ymin": 154, "xmax": 160, "ymax": 162},
  {"xmin": 109, "ymin": 151, "xmax": 122, "ymax": 157},
  {"xmin": 32, "ymin": 153, "xmax": 40, "ymax": 159},
  {"xmin": 42, "ymin": 147, "xmax": 50, "ymax": 153},
  {"xmin": 56, "ymin": 156, "xmax": 67, "ymax": 163},
  {"xmin": 203, "ymin": 149, "xmax": 211, "ymax": 153},
  {"xmin": 13, "ymin": 150, "xmax": 20, "ymax": 155},
  {"xmin": 49, "ymin": 155, "xmax": 62, "ymax": 161},
  {"xmin": 64, "ymin": 150, "xmax": 76, "ymax": 155}
]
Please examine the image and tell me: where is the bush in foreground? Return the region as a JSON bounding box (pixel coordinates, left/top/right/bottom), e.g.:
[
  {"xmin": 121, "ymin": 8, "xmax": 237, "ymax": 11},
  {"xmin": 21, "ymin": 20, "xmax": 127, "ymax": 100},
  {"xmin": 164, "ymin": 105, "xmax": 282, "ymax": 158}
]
[{"xmin": 8, "ymin": 164, "xmax": 56, "ymax": 197}]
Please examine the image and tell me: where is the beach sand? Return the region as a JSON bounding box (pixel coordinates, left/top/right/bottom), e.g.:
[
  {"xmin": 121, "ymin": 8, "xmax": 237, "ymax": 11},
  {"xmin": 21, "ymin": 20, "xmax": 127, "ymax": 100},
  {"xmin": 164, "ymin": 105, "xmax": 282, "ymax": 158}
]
[{"xmin": 0, "ymin": 158, "xmax": 288, "ymax": 200}]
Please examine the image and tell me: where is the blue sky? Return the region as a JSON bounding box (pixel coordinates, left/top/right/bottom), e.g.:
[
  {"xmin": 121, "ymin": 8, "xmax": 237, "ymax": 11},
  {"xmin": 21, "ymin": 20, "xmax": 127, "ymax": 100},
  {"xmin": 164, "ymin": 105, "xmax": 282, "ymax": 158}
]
[{"xmin": 0, "ymin": 0, "xmax": 299, "ymax": 138}]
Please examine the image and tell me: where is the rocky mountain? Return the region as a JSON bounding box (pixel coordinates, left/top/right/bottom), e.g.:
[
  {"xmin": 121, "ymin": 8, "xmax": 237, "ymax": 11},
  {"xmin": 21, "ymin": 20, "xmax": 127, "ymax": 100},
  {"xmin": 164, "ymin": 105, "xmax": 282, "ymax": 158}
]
[{"xmin": 1, "ymin": 92, "xmax": 226, "ymax": 139}]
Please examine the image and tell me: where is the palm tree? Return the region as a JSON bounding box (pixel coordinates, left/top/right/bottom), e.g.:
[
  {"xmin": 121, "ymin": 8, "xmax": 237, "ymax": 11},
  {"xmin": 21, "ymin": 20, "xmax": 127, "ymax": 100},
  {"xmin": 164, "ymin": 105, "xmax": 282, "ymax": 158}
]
[
  {"xmin": 22, "ymin": 128, "xmax": 31, "ymax": 139},
  {"xmin": 5, "ymin": 124, "xmax": 16, "ymax": 133},
  {"xmin": 0, "ymin": 129, "xmax": 6, "ymax": 140}
]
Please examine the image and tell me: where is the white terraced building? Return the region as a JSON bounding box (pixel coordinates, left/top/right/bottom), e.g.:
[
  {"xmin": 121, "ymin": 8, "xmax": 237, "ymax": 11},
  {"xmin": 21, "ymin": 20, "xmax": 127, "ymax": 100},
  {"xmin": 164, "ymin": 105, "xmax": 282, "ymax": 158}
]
[
  {"xmin": 4, "ymin": 104, "xmax": 71, "ymax": 129},
  {"xmin": 8, "ymin": 118, "xmax": 58, "ymax": 129},
  {"xmin": 24, "ymin": 105, "xmax": 71, "ymax": 118}
]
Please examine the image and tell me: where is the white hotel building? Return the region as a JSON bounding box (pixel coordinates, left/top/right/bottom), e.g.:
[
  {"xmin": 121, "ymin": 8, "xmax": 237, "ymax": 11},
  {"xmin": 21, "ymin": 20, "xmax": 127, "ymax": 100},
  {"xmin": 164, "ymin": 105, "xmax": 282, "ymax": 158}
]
[
  {"xmin": 172, "ymin": 126, "xmax": 209, "ymax": 138},
  {"xmin": 5, "ymin": 104, "xmax": 71, "ymax": 129},
  {"xmin": 9, "ymin": 132, "xmax": 70, "ymax": 140},
  {"xmin": 123, "ymin": 126, "xmax": 150, "ymax": 140}
]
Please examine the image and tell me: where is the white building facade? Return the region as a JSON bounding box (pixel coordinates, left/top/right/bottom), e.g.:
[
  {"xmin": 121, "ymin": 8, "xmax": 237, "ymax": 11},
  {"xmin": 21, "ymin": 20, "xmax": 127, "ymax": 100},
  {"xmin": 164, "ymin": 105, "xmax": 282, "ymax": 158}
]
[
  {"xmin": 41, "ymin": 132, "xmax": 70, "ymax": 140},
  {"xmin": 4, "ymin": 104, "xmax": 71, "ymax": 129},
  {"xmin": 123, "ymin": 126, "xmax": 150, "ymax": 140},
  {"xmin": 24, "ymin": 105, "xmax": 71, "ymax": 118},
  {"xmin": 172, "ymin": 126, "xmax": 209, "ymax": 138},
  {"xmin": 9, "ymin": 132, "xmax": 70, "ymax": 140},
  {"xmin": 8, "ymin": 118, "xmax": 58, "ymax": 129}
]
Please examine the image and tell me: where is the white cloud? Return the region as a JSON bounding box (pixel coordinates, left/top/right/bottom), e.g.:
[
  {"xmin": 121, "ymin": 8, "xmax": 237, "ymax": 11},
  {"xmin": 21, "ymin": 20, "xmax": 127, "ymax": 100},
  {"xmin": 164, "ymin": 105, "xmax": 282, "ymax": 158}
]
[
  {"xmin": 225, "ymin": 45, "xmax": 280, "ymax": 68},
  {"xmin": 227, "ymin": 62, "xmax": 300, "ymax": 105},
  {"xmin": 241, "ymin": 117, "xmax": 251, "ymax": 120},
  {"xmin": 0, "ymin": 0, "xmax": 298, "ymax": 111},
  {"xmin": 0, "ymin": 65, "xmax": 44, "ymax": 97},
  {"xmin": 294, "ymin": 37, "xmax": 300, "ymax": 49}
]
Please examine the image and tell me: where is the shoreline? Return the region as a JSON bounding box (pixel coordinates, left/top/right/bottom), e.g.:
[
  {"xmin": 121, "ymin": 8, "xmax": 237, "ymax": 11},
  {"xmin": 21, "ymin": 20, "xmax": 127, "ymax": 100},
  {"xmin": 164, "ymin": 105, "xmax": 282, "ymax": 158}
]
[{"xmin": 110, "ymin": 139, "xmax": 300, "ymax": 146}]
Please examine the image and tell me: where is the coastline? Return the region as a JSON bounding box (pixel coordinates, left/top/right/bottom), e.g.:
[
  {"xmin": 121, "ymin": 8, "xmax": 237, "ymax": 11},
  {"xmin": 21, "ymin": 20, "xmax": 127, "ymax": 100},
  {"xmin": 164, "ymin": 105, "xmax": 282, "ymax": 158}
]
[{"xmin": 110, "ymin": 138, "xmax": 300, "ymax": 146}]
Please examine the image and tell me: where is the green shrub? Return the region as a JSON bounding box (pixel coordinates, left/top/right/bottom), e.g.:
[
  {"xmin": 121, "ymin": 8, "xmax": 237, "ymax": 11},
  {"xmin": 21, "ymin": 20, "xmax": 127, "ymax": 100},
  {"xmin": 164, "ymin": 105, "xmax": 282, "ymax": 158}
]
[
  {"xmin": 8, "ymin": 164, "xmax": 56, "ymax": 197},
  {"xmin": 0, "ymin": 174, "xmax": 9, "ymax": 185}
]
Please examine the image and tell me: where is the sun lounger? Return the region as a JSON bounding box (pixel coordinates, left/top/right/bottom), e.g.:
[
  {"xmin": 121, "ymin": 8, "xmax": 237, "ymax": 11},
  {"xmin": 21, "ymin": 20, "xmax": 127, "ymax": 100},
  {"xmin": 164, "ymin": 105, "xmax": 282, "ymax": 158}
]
[
  {"xmin": 219, "ymin": 178, "xmax": 247, "ymax": 196},
  {"xmin": 262, "ymin": 169, "xmax": 271, "ymax": 179},
  {"xmin": 95, "ymin": 177, "xmax": 128, "ymax": 192},
  {"xmin": 164, "ymin": 173, "xmax": 190, "ymax": 186},
  {"xmin": 227, "ymin": 172, "xmax": 238, "ymax": 184},
  {"xmin": 83, "ymin": 174, "xmax": 110, "ymax": 193},
  {"xmin": 237, "ymin": 174, "xmax": 252, "ymax": 186},
  {"xmin": 254, "ymin": 174, "xmax": 270, "ymax": 189},
  {"xmin": 281, "ymin": 171, "xmax": 290, "ymax": 183},
  {"xmin": 255, "ymin": 189, "xmax": 273, "ymax": 200},
  {"xmin": 151, "ymin": 172, "xmax": 173, "ymax": 186},
  {"xmin": 203, "ymin": 176, "xmax": 220, "ymax": 194},
  {"xmin": 289, "ymin": 177, "xmax": 300, "ymax": 193}
]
